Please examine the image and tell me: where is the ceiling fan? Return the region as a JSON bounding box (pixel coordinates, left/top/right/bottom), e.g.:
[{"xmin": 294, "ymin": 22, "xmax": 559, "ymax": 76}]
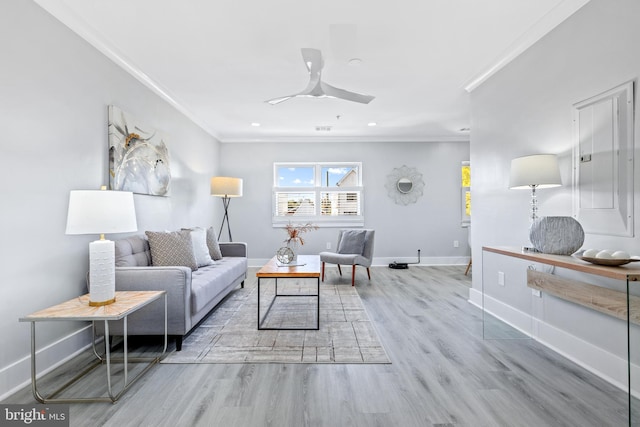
[{"xmin": 266, "ymin": 48, "xmax": 375, "ymax": 105}]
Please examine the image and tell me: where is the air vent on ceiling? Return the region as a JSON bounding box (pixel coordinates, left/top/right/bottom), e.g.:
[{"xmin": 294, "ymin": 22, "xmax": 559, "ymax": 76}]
[{"xmin": 315, "ymin": 126, "xmax": 332, "ymax": 132}]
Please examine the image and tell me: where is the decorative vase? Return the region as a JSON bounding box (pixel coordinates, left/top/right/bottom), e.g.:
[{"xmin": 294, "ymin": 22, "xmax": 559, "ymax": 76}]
[
  {"xmin": 276, "ymin": 246, "xmax": 295, "ymax": 264},
  {"xmin": 529, "ymin": 216, "xmax": 585, "ymax": 255},
  {"xmin": 287, "ymin": 240, "xmax": 299, "ymax": 263}
]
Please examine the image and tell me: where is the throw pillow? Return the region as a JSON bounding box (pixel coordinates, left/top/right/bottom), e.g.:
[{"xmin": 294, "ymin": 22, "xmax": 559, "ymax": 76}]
[
  {"xmin": 206, "ymin": 227, "xmax": 223, "ymax": 260},
  {"xmin": 182, "ymin": 227, "xmax": 214, "ymax": 267},
  {"xmin": 145, "ymin": 230, "xmax": 198, "ymax": 271},
  {"xmin": 337, "ymin": 230, "xmax": 367, "ymax": 255}
]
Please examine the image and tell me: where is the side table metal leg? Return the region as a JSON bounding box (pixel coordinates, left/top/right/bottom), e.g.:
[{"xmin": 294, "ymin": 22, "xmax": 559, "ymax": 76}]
[
  {"xmin": 123, "ymin": 316, "xmax": 128, "ymax": 387},
  {"xmin": 105, "ymin": 320, "xmax": 113, "ymax": 400},
  {"xmin": 30, "ymin": 323, "xmax": 45, "ymax": 403},
  {"xmin": 91, "ymin": 322, "xmax": 102, "ymax": 361},
  {"xmin": 163, "ymin": 294, "xmax": 168, "ymax": 355}
]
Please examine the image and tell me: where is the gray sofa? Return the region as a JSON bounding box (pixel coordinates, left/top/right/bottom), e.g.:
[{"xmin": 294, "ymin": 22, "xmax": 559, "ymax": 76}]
[{"xmin": 101, "ymin": 234, "xmax": 247, "ymax": 350}]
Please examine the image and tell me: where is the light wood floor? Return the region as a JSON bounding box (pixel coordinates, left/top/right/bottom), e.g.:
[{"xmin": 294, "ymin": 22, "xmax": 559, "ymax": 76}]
[{"xmin": 4, "ymin": 266, "xmax": 631, "ymax": 426}]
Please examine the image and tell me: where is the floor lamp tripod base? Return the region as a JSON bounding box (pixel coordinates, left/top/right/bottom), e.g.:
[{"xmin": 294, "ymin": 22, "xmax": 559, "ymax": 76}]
[{"xmin": 218, "ymin": 196, "xmax": 233, "ymax": 242}]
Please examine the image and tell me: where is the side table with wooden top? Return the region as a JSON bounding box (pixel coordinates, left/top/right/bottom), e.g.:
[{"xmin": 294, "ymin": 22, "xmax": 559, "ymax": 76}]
[{"xmin": 19, "ymin": 290, "xmax": 167, "ymax": 403}]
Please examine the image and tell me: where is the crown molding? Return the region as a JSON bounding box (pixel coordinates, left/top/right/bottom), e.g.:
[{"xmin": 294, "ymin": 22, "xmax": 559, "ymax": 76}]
[
  {"xmin": 219, "ymin": 135, "xmax": 470, "ymax": 144},
  {"xmin": 464, "ymin": 0, "xmax": 591, "ymax": 93}
]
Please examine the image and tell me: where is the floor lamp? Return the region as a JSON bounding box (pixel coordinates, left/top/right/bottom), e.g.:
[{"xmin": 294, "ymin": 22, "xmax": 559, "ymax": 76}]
[{"xmin": 211, "ymin": 177, "xmax": 243, "ymax": 241}]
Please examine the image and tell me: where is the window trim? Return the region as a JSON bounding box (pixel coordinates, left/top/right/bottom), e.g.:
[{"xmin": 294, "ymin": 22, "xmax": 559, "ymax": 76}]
[{"xmin": 273, "ymin": 162, "xmax": 364, "ymax": 227}]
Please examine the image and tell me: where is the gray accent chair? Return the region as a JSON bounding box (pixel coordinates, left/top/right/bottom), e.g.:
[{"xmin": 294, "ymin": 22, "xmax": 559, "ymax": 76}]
[{"xmin": 319, "ymin": 229, "xmax": 375, "ymax": 286}]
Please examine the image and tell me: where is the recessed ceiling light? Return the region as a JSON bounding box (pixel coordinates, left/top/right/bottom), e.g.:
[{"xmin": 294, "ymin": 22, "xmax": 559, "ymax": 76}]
[
  {"xmin": 368, "ymin": 122, "xmax": 377, "ymax": 127},
  {"xmin": 348, "ymin": 58, "xmax": 363, "ymax": 66},
  {"xmin": 251, "ymin": 122, "xmax": 261, "ymax": 127}
]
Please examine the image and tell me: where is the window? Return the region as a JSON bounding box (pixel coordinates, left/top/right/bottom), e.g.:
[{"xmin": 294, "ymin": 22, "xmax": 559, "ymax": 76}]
[{"xmin": 273, "ymin": 162, "xmax": 363, "ymax": 226}]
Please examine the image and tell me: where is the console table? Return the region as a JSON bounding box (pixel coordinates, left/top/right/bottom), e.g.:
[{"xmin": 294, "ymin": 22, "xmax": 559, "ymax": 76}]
[
  {"xmin": 484, "ymin": 246, "xmax": 640, "ymax": 280},
  {"xmin": 483, "ymin": 246, "xmax": 640, "ymax": 425},
  {"xmin": 19, "ymin": 290, "xmax": 167, "ymax": 403}
]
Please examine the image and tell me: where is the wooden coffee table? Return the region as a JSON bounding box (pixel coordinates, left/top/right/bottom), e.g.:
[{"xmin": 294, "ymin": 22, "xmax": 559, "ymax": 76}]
[{"xmin": 256, "ymin": 255, "xmax": 321, "ymax": 330}]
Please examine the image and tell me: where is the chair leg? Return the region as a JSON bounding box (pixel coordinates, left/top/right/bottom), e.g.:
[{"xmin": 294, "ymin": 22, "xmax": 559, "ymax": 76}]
[
  {"xmin": 322, "ymin": 262, "xmax": 325, "ymax": 282},
  {"xmin": 337, "ymin": 264, "xmax": 342, "ymax": 276},
  {"xmin": 366, "ymin": 267, "xmax": 371, "ymax": 280},
  {"xmin": 465, "ymin": 259, "xmax": 472, "ymax": 276},
  {"xmin": 351, "ymin": 265, "xmax": 356, "ymax": 286}
]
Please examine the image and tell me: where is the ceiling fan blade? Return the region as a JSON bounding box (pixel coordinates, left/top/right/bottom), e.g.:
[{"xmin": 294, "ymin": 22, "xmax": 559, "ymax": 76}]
[
  {"xmin": 321, "ymin": 82, "xmax": 375, "ymax": 104},
  {"xmin": 266, "ymin": 63, "xmax": 323, "ymax": 104},
  {"xmin": 266, "ymin": 48, "xmax": 374, "ymax": 105},
  {"xmin": 265, "ymin": 95, "xmax": 294, "ymax": 105},
  {"xmin": 300, "ymin": 48, "xmax": 324, "ymax": 75}
]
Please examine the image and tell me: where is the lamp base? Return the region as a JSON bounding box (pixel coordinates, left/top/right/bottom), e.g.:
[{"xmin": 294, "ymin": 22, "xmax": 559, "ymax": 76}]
[
  {"xmin": 89, "ymin": 239, "xmax": 116, "ymax": 305},
  {"xmin": 89, "ymin": 297, "xmax": 116, "ymax": 307}
]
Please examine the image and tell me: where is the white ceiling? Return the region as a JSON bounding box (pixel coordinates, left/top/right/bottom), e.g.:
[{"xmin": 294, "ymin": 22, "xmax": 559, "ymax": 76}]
[{"xmin": 34, "ymin": 0, "xmax": 589, "ymax": 143}]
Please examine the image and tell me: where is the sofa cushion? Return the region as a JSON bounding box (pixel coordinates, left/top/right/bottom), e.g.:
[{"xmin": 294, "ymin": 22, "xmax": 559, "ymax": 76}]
[
  {"xmin": 145, "ymin": 230, "xmax": 198, "ymax": 271},
  {"xmin": 206, "ymin": 227, "xmax": 223, "ymax": 260},
  {"xmin": 115, "ymin": 235, "xmax": 151, "ymax": 267},
  {"xmin": 190, "ymin": 257, "xmax": 247, "ymax": 313},
  {"xmin": 183, "ymin": 227, "xmax": 214, "ymax": 267}
]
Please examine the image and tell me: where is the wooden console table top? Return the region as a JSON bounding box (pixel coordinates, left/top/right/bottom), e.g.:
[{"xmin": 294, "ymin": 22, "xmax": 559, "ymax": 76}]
[{"xmin": 483, "ymin": 246, "xmax": 640, "ymax": 282}]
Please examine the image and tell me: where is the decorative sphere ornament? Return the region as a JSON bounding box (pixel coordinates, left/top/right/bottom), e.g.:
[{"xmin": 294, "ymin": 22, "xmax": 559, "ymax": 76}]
[{"xmin": 277, "ymin": 246, "xmax": 295, "ymax": 264}]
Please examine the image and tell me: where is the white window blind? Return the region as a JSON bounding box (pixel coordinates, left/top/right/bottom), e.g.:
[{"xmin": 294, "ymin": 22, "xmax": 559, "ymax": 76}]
[{"xmin": 273, "ymin": 162, "xmax": 364, "ymax": 226}]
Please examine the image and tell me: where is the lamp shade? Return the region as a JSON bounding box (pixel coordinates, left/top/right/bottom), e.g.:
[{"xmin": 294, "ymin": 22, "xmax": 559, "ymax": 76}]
[
  {"xmin": 509, "ymin": 154, "xmax": 562, "ymax": 189},
  {"xmin": 211, "ymin": 177, "xmax": 243, "ymax": 197},
  {"xmin": 66, "ymin": 190, "xmax": 138, "ymax": 235}
]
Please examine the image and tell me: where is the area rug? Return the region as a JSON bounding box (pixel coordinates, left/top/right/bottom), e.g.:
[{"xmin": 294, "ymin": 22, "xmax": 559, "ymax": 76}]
[{"xmin": 161, "ymin": 278, "xmax": 391, "ymax": 364}]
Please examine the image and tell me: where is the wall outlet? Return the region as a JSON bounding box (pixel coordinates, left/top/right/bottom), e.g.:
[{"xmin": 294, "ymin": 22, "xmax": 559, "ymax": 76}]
[
  {"xmin": 326, "ymin": 242, "xmax": 331, "ymax": 249},
  {"xmin": 453, "ymin": 240, "xmax": 459, "ymax": 248},
  {"xmin": 498, "ymin": 271, "xmax": 505, "ymax": 286},
  {"xmin": 532, "ymin": 289, "xmax": 542, "ymax": 297}
]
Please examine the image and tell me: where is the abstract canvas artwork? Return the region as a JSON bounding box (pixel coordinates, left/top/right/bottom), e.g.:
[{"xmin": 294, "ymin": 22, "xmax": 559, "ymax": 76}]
[{"xmin": 108, "ymin": 105, "xmax": 171, "ymax": 196}]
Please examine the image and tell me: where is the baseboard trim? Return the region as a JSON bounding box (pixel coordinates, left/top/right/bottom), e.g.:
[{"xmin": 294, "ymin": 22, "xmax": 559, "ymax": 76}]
[
  {"xmin": 0, "ymin": 325, "xmax": 94, "ymax": 401},
  {"xmin": 248, "ymin": 256, "xmax": 470, "ymax": 268},
  {"xmin": 468, "ymin": 288, "xmax": 636, "ymax": 396}
]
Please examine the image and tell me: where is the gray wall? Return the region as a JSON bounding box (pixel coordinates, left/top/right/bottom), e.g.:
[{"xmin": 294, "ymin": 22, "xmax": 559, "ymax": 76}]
[
  {"xmin": 0, "ymin": 1, "xmax": 220, "ymax": 398},
  {"xmin": 469, "ymin": 0, "xmax": 640, "ymax": 389},
  {"xmin": 218, "ymin": 140, "xmax": 470, "ymax": 266}
]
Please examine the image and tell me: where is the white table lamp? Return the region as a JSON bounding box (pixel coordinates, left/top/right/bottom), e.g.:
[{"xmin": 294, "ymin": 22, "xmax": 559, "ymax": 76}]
[
  {"xmin": 66, "ymin": 188, "xmax": 137, "ymax": 306},
  {"xmin": 211, "ymin": 176, "xmax": 243, "ymax": 241},
  {"xmin": 509, "ymin": 154, "xmax": 562, "ymax": 221}
]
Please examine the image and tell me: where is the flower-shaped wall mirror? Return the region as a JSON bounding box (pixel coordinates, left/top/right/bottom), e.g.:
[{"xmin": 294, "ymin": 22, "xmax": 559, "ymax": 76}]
[{"xmin": 385, "ymin": 165, "xmax": 425, "ymax": 205}]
